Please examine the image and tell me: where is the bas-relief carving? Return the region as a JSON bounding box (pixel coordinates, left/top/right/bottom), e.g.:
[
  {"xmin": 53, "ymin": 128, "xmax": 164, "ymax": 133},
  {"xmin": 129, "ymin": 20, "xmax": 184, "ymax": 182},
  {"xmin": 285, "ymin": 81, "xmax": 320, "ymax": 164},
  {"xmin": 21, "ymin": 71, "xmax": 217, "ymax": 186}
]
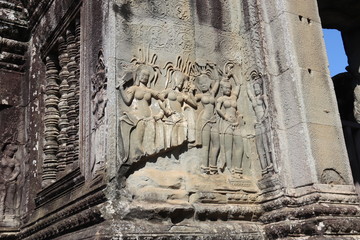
[
  {"xmin": 161, "ymin": 56, "xmax": 197, "ymax": 148},
  {"xmin": 118, "ymin": 49, "xmax": 276, "ymax": 204},
  {"xmin": 91, "ymin": 50, "xmax": 108, "ymax": 177},
  {"xmin": 92, "ymin": 50, "xmax": 108, "ymax": 128},
  {"xmin": 247, "ymin": 71, "xmax": 274, "ymax": 176},
  {"xmin": 0, "ymin": 143, "xmax": 20, "ymax": 222},
  {"xmin": 321, "ymin": 168, "xmax": 346, "ymax": 185},
  {"xmin": 118, "ymin": 50, "xmax": 163, "ymax": 162}
]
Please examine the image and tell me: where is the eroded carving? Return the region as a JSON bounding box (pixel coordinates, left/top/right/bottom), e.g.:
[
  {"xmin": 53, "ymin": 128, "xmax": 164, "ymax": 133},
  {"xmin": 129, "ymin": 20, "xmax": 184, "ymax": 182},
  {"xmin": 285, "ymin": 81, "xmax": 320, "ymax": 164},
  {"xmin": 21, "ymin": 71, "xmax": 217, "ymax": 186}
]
[
  {"xmin": 216, "ymin": 65, "xmax": 244, "ymax": 176},
  {"xmin": 118, "ymin": 51, "xmax": 276, "ymax": 206},
  {"xmin": 161, "ymin": 56, "xmax": 197, "ymax": 148},
  {"xmin": 118, "ymin": 50, "xmax": 162, "ymax": 162},
  {"xmin": 321, "ymin": 168, "xmax": 346, "ymax": 185},
  {"xmin": 92, "ymin": 50, "xmax": 107, "ymax": 127},
  {"xmin": 0, "ymin": 143, "xmax": 20, "ymax": 221},
  {"xmin": 194, "ymin": 63, "xmax": 220, "ymax": 174},
  {"xmin": 91, "ymin": 50, "xmax": 108, "ymax": 177},
  {"xmin": 247, "ymin": 70, "xmax": 274, "ymax": 176}
]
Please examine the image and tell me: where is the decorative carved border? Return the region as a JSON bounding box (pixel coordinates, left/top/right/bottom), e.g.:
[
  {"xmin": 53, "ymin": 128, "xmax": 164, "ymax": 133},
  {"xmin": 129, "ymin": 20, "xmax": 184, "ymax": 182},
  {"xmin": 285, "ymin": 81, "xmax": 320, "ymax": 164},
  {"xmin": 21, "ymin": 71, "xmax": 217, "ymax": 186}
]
[
  {"xmin": 19, "ymin": 187, "xmax": 106, "ymax": 240},
  {"xmin": 35, "ymin": 168, "xmax": 84, "ymax": 207}
]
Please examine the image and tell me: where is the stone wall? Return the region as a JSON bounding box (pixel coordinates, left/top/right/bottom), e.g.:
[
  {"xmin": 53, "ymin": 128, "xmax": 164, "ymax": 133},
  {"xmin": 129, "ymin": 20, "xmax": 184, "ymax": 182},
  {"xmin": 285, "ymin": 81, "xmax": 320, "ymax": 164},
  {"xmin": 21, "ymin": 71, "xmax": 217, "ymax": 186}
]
[{"xmin": 0, "ymin": 0, "xmax": 360, "ymax": 239}]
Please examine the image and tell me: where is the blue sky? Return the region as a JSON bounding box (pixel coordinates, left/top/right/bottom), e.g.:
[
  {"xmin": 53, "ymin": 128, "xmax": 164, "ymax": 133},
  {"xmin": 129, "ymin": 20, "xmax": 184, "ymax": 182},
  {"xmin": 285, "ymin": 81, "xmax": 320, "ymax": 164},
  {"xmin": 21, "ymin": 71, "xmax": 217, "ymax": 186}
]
[{"xmin": 323, "ymin": 29, "xmax": 348, "ymax": 76}]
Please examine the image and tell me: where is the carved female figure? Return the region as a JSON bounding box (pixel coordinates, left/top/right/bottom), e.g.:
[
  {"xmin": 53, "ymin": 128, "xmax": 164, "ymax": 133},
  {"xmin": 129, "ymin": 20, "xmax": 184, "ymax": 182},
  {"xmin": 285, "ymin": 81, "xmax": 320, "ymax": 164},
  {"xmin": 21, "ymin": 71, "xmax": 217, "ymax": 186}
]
[
  {"xmin": 247, "ymin": 71, "xmax": 273, "ymax": 175},
  {"xmin": 195, "ymin": 72, "xmax": 220, "ymax": 174},
  {"xmin": 160, "ymin": 57, "xmax": 197, "ymax": 148},
  {"xmin": 0, "ymin": 144, "xmax": 20, "ymax": 219},
  {"xmin": 118, "ymin": 64, "xmax": 163, "ymax": 161},
  {"xmin": 216, "ymin": 77, "xmax": 245, "ymax": 175},
  {"xmin": 160, "ymin": 70, "xmax": 197, "ymax": 148}
]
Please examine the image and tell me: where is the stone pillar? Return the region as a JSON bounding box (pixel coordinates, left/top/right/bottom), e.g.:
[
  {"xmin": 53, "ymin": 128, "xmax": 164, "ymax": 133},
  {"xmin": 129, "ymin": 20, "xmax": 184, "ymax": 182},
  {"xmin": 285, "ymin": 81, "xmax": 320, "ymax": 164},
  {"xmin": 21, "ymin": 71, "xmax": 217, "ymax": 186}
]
[{"xmin": 259, "ymin": 0, "xmax": 360, "ymax": 238}]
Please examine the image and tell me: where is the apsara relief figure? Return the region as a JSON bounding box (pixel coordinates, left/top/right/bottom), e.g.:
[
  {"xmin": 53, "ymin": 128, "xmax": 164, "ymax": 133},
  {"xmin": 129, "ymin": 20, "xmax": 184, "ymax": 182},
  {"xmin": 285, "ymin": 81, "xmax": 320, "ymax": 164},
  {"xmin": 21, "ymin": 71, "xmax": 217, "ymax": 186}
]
[
  {"xmin": 194, "ymin": 63, "xmax": 220, "ymax": 174},
  {"xmin": 0, "ymin": 143, "xmax": 20, "ymax": 219},
  {"xmin": 117, "ymin": 50, "xmax": 163, "ymax": 161},
  {"xmin": 160, "ymin": 56, "xmax": 197, "ymax": 149},
  {"xmin": 247, "ymin": 70, "xmax": 274, "ymax": 175},
  {"xmin": 216, "ymin": 62, "xmax": 245, "ymax": 176}
]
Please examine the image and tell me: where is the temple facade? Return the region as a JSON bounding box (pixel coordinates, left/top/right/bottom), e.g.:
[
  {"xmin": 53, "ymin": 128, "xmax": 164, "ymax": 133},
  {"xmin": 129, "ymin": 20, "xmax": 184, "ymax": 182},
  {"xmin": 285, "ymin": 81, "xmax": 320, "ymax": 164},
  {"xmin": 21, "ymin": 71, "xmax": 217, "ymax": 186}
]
[{"xmin": 1, "ymin": 0, "xmax": 360, "ymax": 239}]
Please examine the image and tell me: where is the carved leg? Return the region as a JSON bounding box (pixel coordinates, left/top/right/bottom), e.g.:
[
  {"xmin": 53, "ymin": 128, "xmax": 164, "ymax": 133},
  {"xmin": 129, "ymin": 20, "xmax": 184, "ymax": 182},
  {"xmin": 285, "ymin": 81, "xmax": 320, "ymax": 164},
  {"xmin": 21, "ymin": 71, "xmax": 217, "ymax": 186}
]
[
  {"xmin": 0, "ymin": 187, "xmax": 5, "ymax": 220},
  {"xmin": 255, "ymin": 126, "xmax": 267, "ymax": 174},
  {"xmin": 200, "ymin": 124, "xmax": 211, "ymax": 172},
  {"xmin": 209, "ymin": 126, "xmax": 220, "ymax": 171},
  {"xmin": 130, "ymin": 121, "xmax": 145, "ymax": 160},
  {"xmin": 224, "ymin": 127, "xmax": 233, "ymax": 172},
  {"xmin": 233, "ymin": 128, "xmax": 244, "ymax": 175},
  {"xmin": 5, "ymin": 184, "xmax": 15, "ymax": 216}
]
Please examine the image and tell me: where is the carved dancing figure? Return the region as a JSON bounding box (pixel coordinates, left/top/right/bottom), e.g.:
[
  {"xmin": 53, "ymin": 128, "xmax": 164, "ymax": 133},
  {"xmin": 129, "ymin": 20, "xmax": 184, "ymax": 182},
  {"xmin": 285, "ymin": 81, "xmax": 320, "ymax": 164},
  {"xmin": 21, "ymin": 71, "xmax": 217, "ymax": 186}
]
[
  {"xmin": 160, "ymin": 56, "xmax": 197, "ymax": 148},
  {"xmin": 117, "ymin": 59, "xmax": 163, "ymax": 161},
  {"xmin": 247, "ymin": 71, "xmax": 274, "ymax": 175},
  {"xmin": 194, "ymin": 64, "xmax": 220, "ymax": 174},
  {"xmin": 216, "ymin": 65, "xmax": 245, "ymax": 176},
  {"xmin": 92, "ymin": 50, "xmax": 107, "ymax": 127},
  {"xmin": 0, "ymin": 143, "xmax": 20, "ymax": 219}
]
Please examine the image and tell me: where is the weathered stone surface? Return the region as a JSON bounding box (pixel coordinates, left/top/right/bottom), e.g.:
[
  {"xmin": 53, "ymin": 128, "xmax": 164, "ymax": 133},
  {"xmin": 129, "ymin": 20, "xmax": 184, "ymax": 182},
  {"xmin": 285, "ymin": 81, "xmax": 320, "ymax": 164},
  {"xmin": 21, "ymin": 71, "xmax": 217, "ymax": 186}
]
[{"xmin": 0, "ymin": 0, "xmax": 360, "ymax": 239}]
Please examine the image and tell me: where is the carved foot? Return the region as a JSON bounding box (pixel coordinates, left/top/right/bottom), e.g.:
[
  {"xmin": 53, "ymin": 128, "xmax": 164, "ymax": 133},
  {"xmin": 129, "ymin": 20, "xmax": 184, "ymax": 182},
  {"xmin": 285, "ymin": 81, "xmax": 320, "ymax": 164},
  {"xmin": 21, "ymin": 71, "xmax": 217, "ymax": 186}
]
[
  {"xmin": 231, "ymin": 168, "xmax": 243, "ymax": 178},
  {"xmin": 209, "ymin": 165, "xmax": 218, "ymax": 175},
  {"xmin": 262, "ymin": 164, "xmax": 275, "ymax": 177},
  {"xmin": 200, "ymin": 165, "xmax": 210, "ymax": 174},
  {"xmin": 266, "ymin": 164, "xmax": 274, "ymax": 173}
]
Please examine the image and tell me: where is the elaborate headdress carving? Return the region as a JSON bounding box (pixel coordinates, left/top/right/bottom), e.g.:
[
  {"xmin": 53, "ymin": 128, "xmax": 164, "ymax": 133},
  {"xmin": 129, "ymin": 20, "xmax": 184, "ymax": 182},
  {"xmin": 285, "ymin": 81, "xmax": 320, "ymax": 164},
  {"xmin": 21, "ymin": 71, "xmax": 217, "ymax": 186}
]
[
  {"xmin": 164, "ymin": 55, "xmax": 193, "ymax": 89},
  {"xmin": 130, "ymin": 48, "xmax": 160, "ymax": 88}
]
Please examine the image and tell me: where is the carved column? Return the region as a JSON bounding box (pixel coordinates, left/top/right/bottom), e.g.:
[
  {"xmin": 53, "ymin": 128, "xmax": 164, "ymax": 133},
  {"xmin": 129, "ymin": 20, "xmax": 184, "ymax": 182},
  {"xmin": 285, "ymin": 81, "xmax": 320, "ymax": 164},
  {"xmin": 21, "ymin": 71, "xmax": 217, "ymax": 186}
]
[
  {"xmin": 65, "ymin": 29, "xmax": 78, "ymax": 166},
  {"xmin": 57, "ymin": 36, "xmax": 70, "ymax": 173},
  {"xmin": 43, "ymin": 56, "xmax": 60, "ymax": 187},
  {"xmin": 74, "ymin": 18, "xmax": 81, "ymax": 164}
]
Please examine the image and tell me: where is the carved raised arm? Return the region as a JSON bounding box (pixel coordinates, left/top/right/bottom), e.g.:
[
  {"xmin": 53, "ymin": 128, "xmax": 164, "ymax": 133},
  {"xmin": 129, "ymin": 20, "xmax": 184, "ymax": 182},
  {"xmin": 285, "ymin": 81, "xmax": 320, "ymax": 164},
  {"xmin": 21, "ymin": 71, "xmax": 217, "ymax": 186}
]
[{"xmin": 210, "ymin": 80, "xmax": 220, "ymax": 96}]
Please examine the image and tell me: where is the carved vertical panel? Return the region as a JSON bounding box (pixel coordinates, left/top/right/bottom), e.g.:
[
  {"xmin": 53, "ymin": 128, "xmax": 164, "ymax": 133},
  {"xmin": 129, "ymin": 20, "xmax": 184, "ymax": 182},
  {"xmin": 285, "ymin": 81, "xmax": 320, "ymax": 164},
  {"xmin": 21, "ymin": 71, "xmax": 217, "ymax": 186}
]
[{"xmin": 91, "ymin": 50, "xmax": 107, "ymax": 177}]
